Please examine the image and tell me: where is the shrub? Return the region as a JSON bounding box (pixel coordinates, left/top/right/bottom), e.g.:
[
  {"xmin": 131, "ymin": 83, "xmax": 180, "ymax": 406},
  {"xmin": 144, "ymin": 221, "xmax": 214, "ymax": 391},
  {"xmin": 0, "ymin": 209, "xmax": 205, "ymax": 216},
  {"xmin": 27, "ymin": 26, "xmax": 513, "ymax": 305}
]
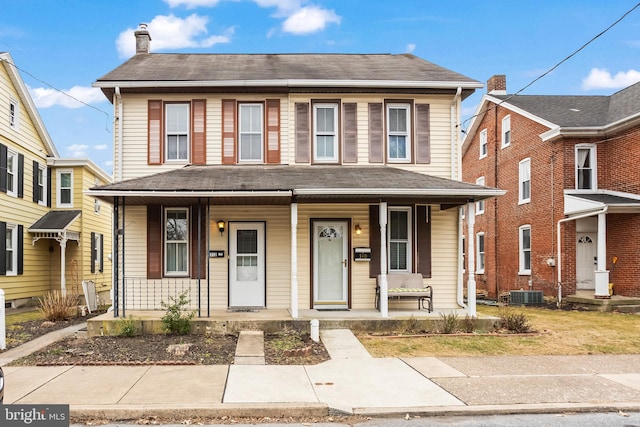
[
  {"xmin": 38, "ymin": 291, "xmax": 79, "ymax": 321},
  {"xmin": 438, "ymin": 312, "xmax": 459, "ymax": 334},
  {"xmin": 500, "ymin": 308, "xmax": 532, "ymax": 333},
  {"xmin": 462, "ymin": 315, "xmax": 478, "ymax": 333},
  {"xmin": 160, "ymin": 291, "xmax": 195, "ymax": 335},
  {"xmin": 117, "ymin": 316, "xmax": 139, "ymax": 337}
]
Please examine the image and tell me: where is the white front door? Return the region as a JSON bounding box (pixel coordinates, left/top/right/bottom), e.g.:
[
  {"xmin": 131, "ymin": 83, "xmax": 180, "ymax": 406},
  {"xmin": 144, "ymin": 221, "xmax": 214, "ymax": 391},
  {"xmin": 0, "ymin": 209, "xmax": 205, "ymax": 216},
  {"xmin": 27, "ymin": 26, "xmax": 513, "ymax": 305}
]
[
  {"xmin": 313, "ymin": 221, "xmax": 349, "ymax": 309},
  {"xmin": 229, "ymin": 222, "xmax": 265, "ymax": 307},
  {"xmin": 576, "ymin": 233, "xmax": 596, "ymax": 290}
]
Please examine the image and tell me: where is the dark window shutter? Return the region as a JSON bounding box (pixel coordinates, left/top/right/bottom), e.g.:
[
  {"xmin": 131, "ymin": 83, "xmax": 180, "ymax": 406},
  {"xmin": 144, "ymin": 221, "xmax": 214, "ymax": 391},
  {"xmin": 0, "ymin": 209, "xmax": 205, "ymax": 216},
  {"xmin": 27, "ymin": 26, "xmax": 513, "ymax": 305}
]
[
  {"xmin": 17, "ymin": 224, "xmax": 23, "ymax": 275},
  {"xmin": 0, "ymin": 221, "xmax": 6, "ymax": 275},
  {"xmin": 191, "ymin": 99, "xmax": 206, "ymax": 165},
  {"xmin": 416, "ymin": 205, "xmax": 432, "ymax": 277},
  {"xmin": 147, "ymin": 205, "xmax": 163, "ymax": 279},
  {"xmin": 91, "ymin": 232, "xmax": 96, "ymax": 273},
  {"xmin": 343, "ymin": 103, "xmax": 358, "ymax": 163},
  {"xmin": 369, "ymin": 205, "xmax": 381, "ymax": 278},
  {"xmin": 46, "ymin": 167, "xmax": 52, "ymax": 207},
  {"xmin": 99, "ymin": 233, "xmax": 104, "ymax": 273},
  {"xmin": 222, "ymin": 99, "xmax": 237, "ymax": 165},
  {"xmin": 415, "ymin": 104, "xmax": 431, "ymax": 164},
  {"xmin": 266, "ymin": 99, "xmax": 281, "ymax": 164},
  {"xmin": 17, "ymin": 153, "xmax": 24, "ymax": 198},
  {"xmin": 0, "ymin": 143, "xmax": 7, "ymax": 193},
  {"xmin": 295, "ymin": 103, "xmax": 310, "ymax": 163},
  {"xmin": 33, "ymin": 161, "xmax": 39, "ymax": 203},
  {"xmin": 148, "ymin": 100, "xmax": 163, "ymax": 165},
  {"xmin": 190, "ymin": 204, "xmax": 207, "ymax": 279},
  {"xmin": 368, "ymin": 103, "xmax": 383, "ymax": 163}
]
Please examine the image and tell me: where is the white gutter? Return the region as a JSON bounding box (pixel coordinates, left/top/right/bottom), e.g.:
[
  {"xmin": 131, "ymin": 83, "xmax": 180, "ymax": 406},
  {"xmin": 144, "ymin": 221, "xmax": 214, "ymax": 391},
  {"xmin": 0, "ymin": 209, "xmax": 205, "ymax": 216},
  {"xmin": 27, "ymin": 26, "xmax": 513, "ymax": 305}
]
[
  {"xmin": 556, "ymin": 206, "xmax": 608, "ymax": 305},
  {"xmin": 451, "ymin": 86, "xmax": 462, "ymax": 180},
  {"xmin": 84, "ymin": 190, "xmax": 293, "ymax": 198},
  {"xmin": 115, "ymin": 87, "xmax": 123, "ymax": 182},
  {"xmin": 293, "ymin": 188, "xmax": 506, "ymax": 197}
]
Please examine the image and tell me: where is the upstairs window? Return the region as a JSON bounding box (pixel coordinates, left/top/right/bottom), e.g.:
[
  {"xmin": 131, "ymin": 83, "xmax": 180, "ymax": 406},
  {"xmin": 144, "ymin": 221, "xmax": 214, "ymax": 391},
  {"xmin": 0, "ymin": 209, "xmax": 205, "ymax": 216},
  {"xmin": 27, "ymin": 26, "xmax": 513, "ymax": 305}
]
[
  {"xmin": 313, "ymin": 103, "xmax": 339, "ymax": 163},
  {"xmin": 6, "ymin": 150, "xmax": 17, "ymax": 197},
  {"xmin": 475, "ymin": 177, "xmax": 485, "ymax": 215},
  {"xmin": 9, "ymin": 98, "xmax": 19, "ymax": 129},
  {"xmin": 519, "ymin": 158, "xmax": 531, "ymax": 204},
  {"xmin": 165, "ymin": 103, "xmax": 189, "ymax": 161},
  {"xmin": 35, "ymin": 163, "xmax": 47, "ymax": 205},
  {"xmin": 238, "ymin": 103, "xmax": 264, "ymax": 163},
  {"xmin": 387, "ymin": 103, "xmax": 411, "ymax": 162},
  {"xmin": 576, "ymin": 145, "xmax": 596, "ymax": 190},
  {"xmin": 501, "ymin": 115, "xmax": 511, "ymax": 148},
  {"xmin": 57, "ymin": 170, "xmax": 73, "ymax": 207},
  {"xmin": 479, "ymin": 129, "xmax": 488, "ymax": 159}
]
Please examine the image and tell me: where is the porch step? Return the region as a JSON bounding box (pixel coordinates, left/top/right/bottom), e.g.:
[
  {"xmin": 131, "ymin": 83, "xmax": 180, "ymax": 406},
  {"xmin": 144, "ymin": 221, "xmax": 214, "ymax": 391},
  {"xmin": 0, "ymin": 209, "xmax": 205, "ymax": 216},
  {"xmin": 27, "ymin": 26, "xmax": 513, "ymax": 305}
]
[{"xmin": 234, "ymin": 330, "xmax": 265, "ymax": 365}]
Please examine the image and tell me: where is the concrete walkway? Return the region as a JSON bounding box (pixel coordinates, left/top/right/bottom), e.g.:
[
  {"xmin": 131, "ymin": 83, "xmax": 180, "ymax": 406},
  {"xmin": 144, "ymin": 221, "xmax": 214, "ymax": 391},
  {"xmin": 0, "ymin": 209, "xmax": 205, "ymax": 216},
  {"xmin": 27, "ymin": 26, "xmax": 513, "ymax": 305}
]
[{"xmin": 234, "ymin": 331, "xmax": 265, "ymax": 365}]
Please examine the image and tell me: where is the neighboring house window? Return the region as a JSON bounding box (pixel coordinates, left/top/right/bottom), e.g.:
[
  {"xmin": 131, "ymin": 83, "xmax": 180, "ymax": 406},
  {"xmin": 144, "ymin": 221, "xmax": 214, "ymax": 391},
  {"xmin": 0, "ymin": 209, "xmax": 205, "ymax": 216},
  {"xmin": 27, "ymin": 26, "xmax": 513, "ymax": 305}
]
[
  {"xmin": 313, "ymin": 103, "xmax": 338, "ymax": 163},
  {"xmin": 519, "ymin": 225, "xmax": 531, "ymax": 275},
  {"xmin": 9, "ymin": 98, "xmax": 19, "ymax": 129},
  {"xmin": 94, "ymin": 199, "xmax": 101, "ymax": 214},
  {"xmin": 6, "ymin": 149, "xmax": 17, "ymax": 197},
  {"xmin": 479, "ymin": 129, "xmax": 488, "ymax": 159},
  {"xmin": 165, "ymin": 103, "xmax": 189, "ymax": 161},
  {"xmin": 475, "ymin": 177, "xmax": 485, "ymax": 214},
  {"xmin": 91, "ymin": 232, "xmax": 103, "ymax": 273},
  {"xmin": 476, "ymin": 232, "xmax": 485, "ymax": 273},
  {"xmin": 501, "ymin": 115, "xmax": 511, "ymax": 148},
  {"xmin": 57, "ymin": 170, "xmax": 73, "ymax": 207},
  {"xmin": 387, "ymin": 103, "xmax": 411, "ymax": 162},
  {"xmin": 388, "ymin": 207, "xmax": 412, "ymax": 272},
  {"xmin": 36, "ymin": 164, "xmax": 47, "ymax": 205},
  {"xmin": 5, "ymin": 224, "xmax": 17, "ymax": 275},
  {"xmin": 462, "ymin": 235, "xmax": 466, "ymax": 273},
  {"xmin": 519, "ymin": 158, "xmax": 531, "ymax": 204},
  {"xmin": 238, "ymin": 103, "xmax": 264, "ymax": 163},
  {"xmin": 576, "ymin": 145, "xmax": 596, "ymax": 190},
  {"xmin": 165, "ymin": 208, "xmax": 188, "ymax": 275}
]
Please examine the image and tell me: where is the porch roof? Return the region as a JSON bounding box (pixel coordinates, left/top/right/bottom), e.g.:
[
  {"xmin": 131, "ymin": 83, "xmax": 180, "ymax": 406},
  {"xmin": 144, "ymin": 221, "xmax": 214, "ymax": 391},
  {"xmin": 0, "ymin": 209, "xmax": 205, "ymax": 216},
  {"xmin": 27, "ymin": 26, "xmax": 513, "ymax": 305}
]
[
  {"xmin": 29, "ymin": 210, "xmax": 81, "ymax": 232},
  {"xmin": 564, "ymin": 191, "xmax": 640, "ymax": 215},
  {"xmin": 87, "ymin": 165, "xmax": 504, "ymax": 207}
]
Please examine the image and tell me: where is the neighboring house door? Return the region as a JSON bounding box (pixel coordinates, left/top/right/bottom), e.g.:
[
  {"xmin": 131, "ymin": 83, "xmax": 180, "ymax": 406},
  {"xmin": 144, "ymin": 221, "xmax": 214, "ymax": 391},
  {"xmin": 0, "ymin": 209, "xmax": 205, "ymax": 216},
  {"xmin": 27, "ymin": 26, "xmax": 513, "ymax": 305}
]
[
  {"xmin": 576, "ymin": 233, "xmax": 596, "ymax": 290},
  {"xmin": 229, "ymin": 222, "xmax": 265, "ymax": 307},
  {"xmin": 313, "ymin": 220, "xmax": 349, "ymax": 309}
]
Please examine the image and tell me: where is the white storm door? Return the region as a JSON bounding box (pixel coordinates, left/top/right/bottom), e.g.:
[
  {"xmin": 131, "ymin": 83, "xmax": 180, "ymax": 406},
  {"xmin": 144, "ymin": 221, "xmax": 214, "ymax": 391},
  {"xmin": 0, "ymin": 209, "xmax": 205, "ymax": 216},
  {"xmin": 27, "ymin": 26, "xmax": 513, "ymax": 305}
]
[
  {"xmin": 313, "ymin": 221, "xmax": 349, "ymax": 308},
  {"xmin": 229, "ymin": 222, "xmax": 266, "ymax": 307},
  {"xmin": 576, "ymin": 233, "xmax": 596, "ymax": 290}
]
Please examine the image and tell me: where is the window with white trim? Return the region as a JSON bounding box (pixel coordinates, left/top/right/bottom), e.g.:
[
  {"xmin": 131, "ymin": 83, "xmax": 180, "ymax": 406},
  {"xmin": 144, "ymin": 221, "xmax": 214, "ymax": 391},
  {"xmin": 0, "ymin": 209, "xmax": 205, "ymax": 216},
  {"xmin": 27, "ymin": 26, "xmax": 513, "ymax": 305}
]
[
  {"xmin": 519, "ymin": 225, "xmax": 531, "ymax": 275},
  {"xmin": 165, "ymin": 208, "xmax": 189, "ymax": 275},
  {"xmin": 575, "ymin": 145, "xmax": 596, "ymax": 190},
  {"xmin": 57, "ymin": 170, "xmax": 73, "ymax": 207},
  {"xmin": 501, "ymin": 115, "xmax": 511, "ymax": 148},
  {"xmin": 387, "ymin": 103, "xmax": 411, "ymax": 162},
  {"xmin": 165, "ymin": 103, "xmax": 189, "ymax": 161},
  {"xmin": 6, "ymin": 149, "xmax": 17, "ymax": 197},
  {"xmin": 475, "ymin": 177, "xmax": 485, "ymax": 214},
  {"xmin": 519, "ymin": 158, "xmax": 531, "ymax": 204},
  {"xmin": 239, "ymin": 103, "xmax": 264, "ymax": 162},
  {"xmin": 9, "ymin": 98, "xmax": 19, "ymax": 129},
  {"xmin": 476, "ymin": 232, "xmax": 485, "ymax": 273},
  {"xmin": 388, "ymin": 207, "xmax": 411, "ymax": 272},
  {"xmin": 93, "ymin": 233, "xmax": 102, "ymax": 272},
  {"xmin": 5, "ymin": 223, "xmax": 17, "ymax": 275},
  {"xmin": 36, "ymin": 164, "xmax": 47, "ymax": 206},
  {"xmin": 313, "ymin": 103, "xmax": 338, "ymax": 162},
  {"xmin": 479, "ymin": 129, "xmax": 488, "ymax": 159}
]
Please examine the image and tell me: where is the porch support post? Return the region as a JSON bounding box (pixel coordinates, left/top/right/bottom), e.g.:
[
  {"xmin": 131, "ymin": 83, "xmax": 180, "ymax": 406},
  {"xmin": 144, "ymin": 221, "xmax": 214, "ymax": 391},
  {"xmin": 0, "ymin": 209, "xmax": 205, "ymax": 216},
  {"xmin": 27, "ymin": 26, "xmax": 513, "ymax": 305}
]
[
  {"xmin": 594, "ymin": 212, "xmax": 610, "ymax": 298},
  {"xmin": 60, "ymin": 237, "xmax": 67, "ymax": 297},
  {"xmin": 379, "ymin": 201, "xmax": 389, "ymax": 318},
  {"xmin": 290, "ymin": 202, "xmax": 299, "ymax": 318},
  {"xmin": 466, "ymin": 202, "xmax": 477, "ymax": 317}
]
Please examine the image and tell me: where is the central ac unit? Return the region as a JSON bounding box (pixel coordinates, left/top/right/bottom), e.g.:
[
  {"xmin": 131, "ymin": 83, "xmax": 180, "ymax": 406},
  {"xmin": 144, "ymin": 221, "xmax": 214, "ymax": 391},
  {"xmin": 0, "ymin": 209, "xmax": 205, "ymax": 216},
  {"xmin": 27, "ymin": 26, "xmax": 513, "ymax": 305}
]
[{"xmin": 510, "ymin": 290, "xmax": 543, "ymax": 305}]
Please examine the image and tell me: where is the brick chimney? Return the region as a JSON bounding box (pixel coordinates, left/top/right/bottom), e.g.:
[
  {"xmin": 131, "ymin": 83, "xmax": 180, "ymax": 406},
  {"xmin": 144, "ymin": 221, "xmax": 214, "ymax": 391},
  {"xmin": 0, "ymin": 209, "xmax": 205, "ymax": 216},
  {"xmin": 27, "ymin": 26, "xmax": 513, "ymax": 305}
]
[
  {"xmin": 487, "ymin": 75, "xmax": 506, "ymax": 95},
  {"xmin": 134, "ymin": 23, "xmax": 151, "ymax": 55}
]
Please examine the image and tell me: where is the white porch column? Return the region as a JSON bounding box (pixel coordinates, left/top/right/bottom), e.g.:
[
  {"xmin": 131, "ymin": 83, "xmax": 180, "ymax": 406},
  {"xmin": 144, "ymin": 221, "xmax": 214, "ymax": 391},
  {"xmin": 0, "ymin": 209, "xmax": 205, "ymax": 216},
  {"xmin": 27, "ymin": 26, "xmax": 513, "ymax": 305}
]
[
  {"xmin": 60, "ymin": 238, "xmax": 67, "ymax": 297},
  {"xmin": 466, "ymin": 202, "xmax": 477, "ymax": 316},
  {"xmin": 594, "ymin": 212, "xmax": 610, "ymax": 298},
  {"xmin": 290, "ymin": 202, "xmax": 299, "ymax": 318},
  {"xmin": 379, "ymin": 201, "xmax": 389, "ymax": 318}
]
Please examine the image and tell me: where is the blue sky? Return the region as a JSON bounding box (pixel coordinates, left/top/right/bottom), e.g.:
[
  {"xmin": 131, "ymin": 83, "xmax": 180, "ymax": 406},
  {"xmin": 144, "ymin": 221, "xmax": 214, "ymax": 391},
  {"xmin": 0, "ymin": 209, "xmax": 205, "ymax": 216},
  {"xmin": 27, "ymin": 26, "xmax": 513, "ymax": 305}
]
[{"xmin": 2, "ymin": 0, "xmax": 639, "ymax": 175}]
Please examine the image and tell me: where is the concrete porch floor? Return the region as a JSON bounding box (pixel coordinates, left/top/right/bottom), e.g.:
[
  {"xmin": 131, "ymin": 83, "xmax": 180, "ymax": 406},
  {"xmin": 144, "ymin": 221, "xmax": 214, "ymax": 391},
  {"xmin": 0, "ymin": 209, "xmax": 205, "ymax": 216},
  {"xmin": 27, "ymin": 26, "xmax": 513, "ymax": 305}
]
[
  {"xmin": 564, "ymin": 291, "xmax": 640, "ymax": 313},
  {"xmin": 86, "ymin": 308, "xmax": 500, "ymax": 337}
]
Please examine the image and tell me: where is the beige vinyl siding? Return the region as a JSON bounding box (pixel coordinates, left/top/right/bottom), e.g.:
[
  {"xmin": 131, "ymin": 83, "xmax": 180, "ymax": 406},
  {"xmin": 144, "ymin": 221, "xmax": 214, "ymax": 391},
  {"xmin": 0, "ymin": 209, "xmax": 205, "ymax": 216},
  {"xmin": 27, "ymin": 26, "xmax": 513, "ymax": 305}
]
[{"xmin": 426, "ymin": 206, "xmax": 459, "ymax": 308}]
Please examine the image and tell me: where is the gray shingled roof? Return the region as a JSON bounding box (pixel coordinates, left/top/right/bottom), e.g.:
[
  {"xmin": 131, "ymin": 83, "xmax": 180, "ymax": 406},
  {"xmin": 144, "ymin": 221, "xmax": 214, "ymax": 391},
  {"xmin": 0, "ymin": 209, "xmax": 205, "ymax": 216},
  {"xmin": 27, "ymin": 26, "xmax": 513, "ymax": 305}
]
[
  {"xmin": 29, "ymin": 210, "xmax": 81, "ymax": 231},
  {"xmin": 570, "ymin": 193, "xmax": 640, "ymax": 206}
]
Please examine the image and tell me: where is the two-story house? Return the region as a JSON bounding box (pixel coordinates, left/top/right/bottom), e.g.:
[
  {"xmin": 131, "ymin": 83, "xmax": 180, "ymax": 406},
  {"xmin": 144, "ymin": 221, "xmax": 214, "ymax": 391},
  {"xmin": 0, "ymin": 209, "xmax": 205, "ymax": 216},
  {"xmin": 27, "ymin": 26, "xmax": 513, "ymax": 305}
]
[
  {"xmin": 462, "ymin": 75, "xmax": 640, "ymax": 303},
  {"xmin": 1, "ymin": 52, "xmax": 112, "ymax": 309},
  {"xmin": 88, "ymin": 26, "xmax": 503, "ymax": 318}
]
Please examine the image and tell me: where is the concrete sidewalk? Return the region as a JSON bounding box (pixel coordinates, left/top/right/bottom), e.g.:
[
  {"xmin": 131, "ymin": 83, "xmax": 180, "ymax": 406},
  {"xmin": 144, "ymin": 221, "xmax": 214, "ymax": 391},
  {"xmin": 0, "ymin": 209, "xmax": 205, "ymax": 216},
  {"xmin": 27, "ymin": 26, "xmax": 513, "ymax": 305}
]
[{"xmin": 2, "ymin": 325, "xmax": 640, "ymax": 419}]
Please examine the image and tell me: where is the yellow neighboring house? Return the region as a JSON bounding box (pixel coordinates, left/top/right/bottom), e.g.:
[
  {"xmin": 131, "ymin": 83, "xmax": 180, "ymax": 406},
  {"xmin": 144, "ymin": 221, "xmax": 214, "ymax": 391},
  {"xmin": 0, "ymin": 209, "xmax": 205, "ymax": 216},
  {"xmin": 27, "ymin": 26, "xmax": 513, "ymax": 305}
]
[{"xmin": 0, "ymin": 52, "xmax": 112, "ymax": 309}]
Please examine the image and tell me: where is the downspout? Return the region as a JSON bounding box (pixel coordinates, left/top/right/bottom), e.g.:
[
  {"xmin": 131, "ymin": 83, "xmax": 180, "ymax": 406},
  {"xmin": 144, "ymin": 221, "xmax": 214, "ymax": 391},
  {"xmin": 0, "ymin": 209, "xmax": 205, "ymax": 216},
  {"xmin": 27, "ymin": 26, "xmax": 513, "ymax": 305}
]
[
  {"xmin": 556, "ymin": 206, "xmax": 608, "ymax": 306},
  {"xmin": 114, "ymin": 87, "xmax": 123, "ymax": 182}
]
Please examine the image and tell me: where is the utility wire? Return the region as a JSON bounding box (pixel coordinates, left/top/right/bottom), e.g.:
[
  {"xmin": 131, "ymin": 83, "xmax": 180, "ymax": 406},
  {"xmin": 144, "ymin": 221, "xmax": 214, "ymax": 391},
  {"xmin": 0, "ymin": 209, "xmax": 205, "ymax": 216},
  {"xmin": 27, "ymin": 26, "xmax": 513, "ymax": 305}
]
[{"xmin": 461, "ymin": 1, "xmax": 640, "ymax": 132}]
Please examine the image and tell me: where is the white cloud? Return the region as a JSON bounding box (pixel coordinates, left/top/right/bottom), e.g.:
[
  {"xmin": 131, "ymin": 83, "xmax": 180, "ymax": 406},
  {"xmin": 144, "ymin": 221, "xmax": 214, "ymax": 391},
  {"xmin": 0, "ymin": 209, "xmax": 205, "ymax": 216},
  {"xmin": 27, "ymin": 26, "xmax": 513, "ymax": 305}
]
[
  {"xmin": 582, "ymin": 68, "xmax": 640, "ymax": 90},
  {"xmin": 406, "ymin": 43, "xmax": 416, "ymax": 53},
  {"xmin": 94, "ymin": 144, "xmax": 108, "ymax": 151},
  {"xmin": 28, "ymin": 85, "xmax": 105, "ymax": 109},
  {"xmin": 282, "ymin": 6, "xmax": 340, "ymax": 34},
  {"xmin": 254, "ymin": 0, "xmax": 302, "ymax": 16},
  {"xmin": 164, "ymin": 0, "xmax": 222, "ymax": 8},
  {"xmin": 67, "ymin": 144, "xmax": 89, "ymax": 157},
  {"xmin": 116, "ymin": 14, "xmax": 233, "ymax": 57},
  {"xmin": 105, "ymin": 160, "xmax": 114, "ymax": 167}
]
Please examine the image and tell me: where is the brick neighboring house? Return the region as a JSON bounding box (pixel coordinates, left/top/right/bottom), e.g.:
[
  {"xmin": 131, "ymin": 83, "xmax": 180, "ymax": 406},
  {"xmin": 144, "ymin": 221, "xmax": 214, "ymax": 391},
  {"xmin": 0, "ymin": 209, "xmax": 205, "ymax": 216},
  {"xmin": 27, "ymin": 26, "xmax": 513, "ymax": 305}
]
[{"xmin": 461, "ymin": 75, "xmax": 640, "ymax": 301}]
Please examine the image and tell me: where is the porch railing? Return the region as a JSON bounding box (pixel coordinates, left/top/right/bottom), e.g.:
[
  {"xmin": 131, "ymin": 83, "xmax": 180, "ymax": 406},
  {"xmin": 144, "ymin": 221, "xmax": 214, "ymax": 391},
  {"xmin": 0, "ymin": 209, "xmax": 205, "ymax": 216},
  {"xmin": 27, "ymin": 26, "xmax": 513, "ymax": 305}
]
[{"xmin": 119, "ymin": 277, "xmax": 202, "ymax": 311}]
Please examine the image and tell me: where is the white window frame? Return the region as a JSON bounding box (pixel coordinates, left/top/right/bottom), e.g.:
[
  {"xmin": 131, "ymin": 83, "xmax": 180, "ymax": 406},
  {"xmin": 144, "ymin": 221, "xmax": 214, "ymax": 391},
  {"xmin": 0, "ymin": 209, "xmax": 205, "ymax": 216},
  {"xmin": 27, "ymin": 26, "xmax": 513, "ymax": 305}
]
[
  {"xmin": 165, "ymin": 103, "xmax": 190, "ymax": 162},
  {"xmin": 386, "ymin": 103, "xmax": 411, "ymax": 162},
  {"xmin": 36, "ymin": 164, "xmax": 47, "ymax": 206},
  {"xmin": 479, "ymin": 128, "xmax": 488, "ymax": 159},
  {"xmin": 56, "ymin": 169, "xmax": 73, "ymax": 208},
  {"xmin": 165, "ymin": 208, "xmax": 189, "ymax": 276},
  {"xmin": 94, "ymin": 199, "xmax": 101, "ymax": 214},
  {"xmin": 519, "ymin": 225, "xmax": 531, "ymax": 275},
  {"xmin": 9, "ymin": 98, "xmax": 19, "ymax": 130},
  {"xmin": 519, "ymin": 158, "xmax": 531, "ymax": 204},
  {"xmin": 6, "ymin": 149, "xmax": 17, "ymax": 197},
  {"xmin": 5, "ymin": 223, "xmax": 17, "ymax": 276},
  {"xmin": 575, "ymin": 144, "xmax": 597, "ymax": 190},
  {"xmin": 501, "ymin": 115, "xmax": 511, "ymax": 148},
  {"xmin": 313, "ymin": 103, "xmax": 339, "ymax": 163},
  {"xmin": 238, "ymin": 103, "xmax": 264, "ymax": 163},
  {"xmin": 93, "ymin": 233, "xmax": 102, "ymax": 270},
  {"xmin": 388, "ymin": 207, "xmax": 412, "ymax": 273},
  {"xmin": 461, "ymin": 234, "xmax": 466, "ymax": 273},
  {"xmin": 475, "ymin": 177, "xmax": 485, "ymax": 215},
  {"xmin": 476, "ymin": 232, "xmax": 485, "ymax": 274}
]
